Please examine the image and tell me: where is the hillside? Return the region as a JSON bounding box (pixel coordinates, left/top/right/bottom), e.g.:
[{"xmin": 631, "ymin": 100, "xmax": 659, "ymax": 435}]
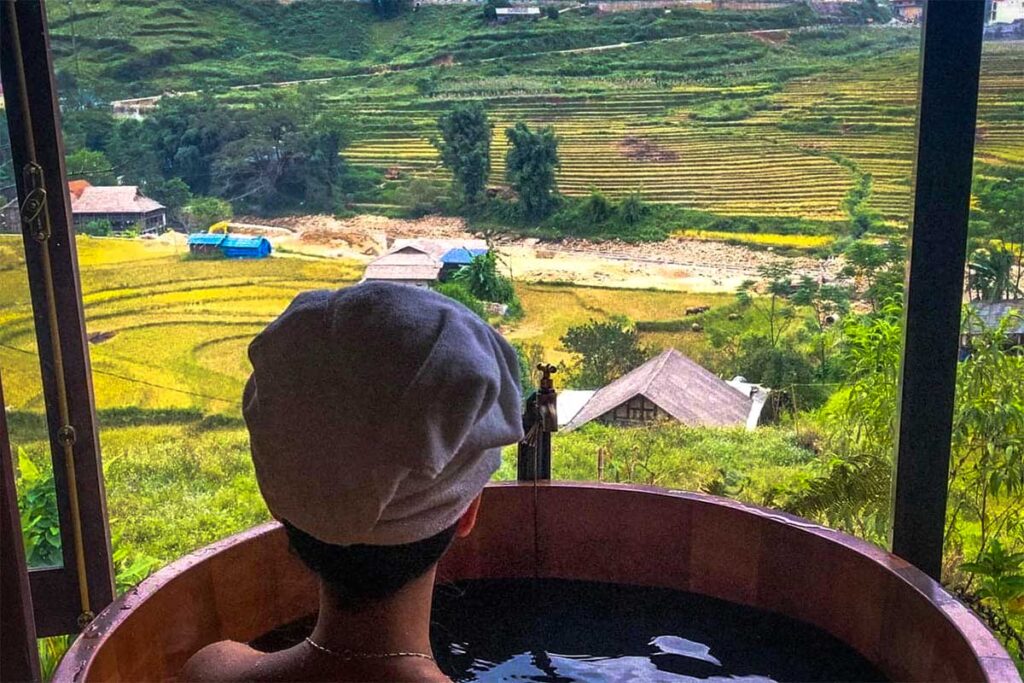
[
  {"xmin": 45, "ymin": 0, "xmax": 816, "ymax": 99},
  {"xmin": 43, "ymin": 2, "xmax": 1023, "ymax": 231}
]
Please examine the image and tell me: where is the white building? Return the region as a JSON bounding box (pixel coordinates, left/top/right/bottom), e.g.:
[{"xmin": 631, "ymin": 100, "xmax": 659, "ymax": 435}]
[{"xmin": 990, "ymin": 0, "xmax": 1024, "ymax": 24}]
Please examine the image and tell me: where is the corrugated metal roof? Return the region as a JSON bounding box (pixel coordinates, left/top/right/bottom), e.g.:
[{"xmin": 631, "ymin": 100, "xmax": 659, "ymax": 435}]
[
  {"xmin": 187, "ymin": 234, "xmax": 270, "ymax": 250},
  {"xmin": 565, "ymin": 348, "xmax": 752, "ymax": 430},
  {"xmin": 496, "ymin": 6, "xmax": 541, "ymax": 14},
  {"xmin": 967, "ymin": 300, "xmax": 1024, "ymax": 335},
  {"xmin": 441, "ymin": 247, "xmax": 489, "ymax": 265},
  {"xmin": 71, "ymin": 186, "xmax": 164, "ymax": 214},
  {"xmin": 390, "ymin": 239, "xmax": 488, "ymax": 260},
  {"xmin": 363, "ymin": 263, "xmax": 441, "ymax": 281}
]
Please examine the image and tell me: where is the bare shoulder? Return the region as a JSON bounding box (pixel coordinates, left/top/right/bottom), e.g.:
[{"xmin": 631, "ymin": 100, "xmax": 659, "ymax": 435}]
[{"xmin": 179, "ymin": 640, "xmax": 263, "ymax": 682}]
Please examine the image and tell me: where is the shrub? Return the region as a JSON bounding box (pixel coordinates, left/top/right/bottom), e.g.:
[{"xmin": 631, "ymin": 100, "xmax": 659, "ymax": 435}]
[
  {"xmin": 618, "ymin": 190, "xmax": 647, "ymax": 226},
  {"xmin": 546, "ymin": 6, "xmax": 559, "ymax": 19},
  {"xmin": 433, "ymin": 281, "xmax": 486, "ymax": 319},
  {"xmin": 80, "ymin": 219, "xmax": 112, "ymax": 237},
  {"xmin": 15, "ymin": 449, "xmax": 61, "ymax": 567},
  {"xmin": 579, "ymin": 188, "xmax": 613, "ymax": 224},
  {"xmin": 402, "ymin": 178, "xmax": 446, "ymax": 217}
]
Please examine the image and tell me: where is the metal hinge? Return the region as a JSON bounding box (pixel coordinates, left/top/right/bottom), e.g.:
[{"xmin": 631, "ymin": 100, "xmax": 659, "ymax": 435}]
[{"xmin": 20, "ymin": 162, "xmax": 50, "ymax": 242}]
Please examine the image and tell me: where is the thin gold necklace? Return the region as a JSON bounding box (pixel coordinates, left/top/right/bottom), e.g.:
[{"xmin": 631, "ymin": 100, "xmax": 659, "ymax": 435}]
[{"xmin": 304, "ymin": 636, "xmax": 435, "ymax": 662}]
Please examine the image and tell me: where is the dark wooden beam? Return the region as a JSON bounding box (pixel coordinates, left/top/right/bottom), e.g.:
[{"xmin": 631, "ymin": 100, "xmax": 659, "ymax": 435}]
[
  {"xmin": 0, "ymin": 0, "xmax": 115, "ymax": 635},
  {"xmin": 1, "ymin": 370, "xmax": 42, "ymax": 683},
  {"xmin": 891, "ymin": 0, "xmax": 986, "ymax": 580}
]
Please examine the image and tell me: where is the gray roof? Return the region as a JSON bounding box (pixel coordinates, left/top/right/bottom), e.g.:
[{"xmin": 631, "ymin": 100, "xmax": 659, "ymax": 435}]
[
  {"xmin": 967, "ymin": 300, "xmax": 1024, "ymax": 335},
  {"xmin": 565, "ymin": 348, "xmax": 752, "ymax": 430}
]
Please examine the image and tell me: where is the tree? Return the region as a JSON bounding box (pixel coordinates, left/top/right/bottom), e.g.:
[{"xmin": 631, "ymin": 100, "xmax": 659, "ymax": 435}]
[
  {"xmin": 436, "ymin": 103, "xmax": 492, "ymax": 203},
  {"xmin": 62, "ymin": 107, "xmax": 116, "ymax": 153},
  {"xmin": 505, "ymin": 122, "xmax": 559, "ymax": 220},
  {"xmin": 513, "ymin": 342, "xmax": 546, "ymax": 393},
  {"xmin": 969, "ymin": 245, "xmax": 1020, "ymax": 303},
  {"xmin": 146, "ymin": 177, "xmax": 192, "ymax": 226},
  {"xmin": 560, "ymin": 318, "xmax": 652, "ymax": 388},
  {"xmin": 792, "ymin": 276, "xmax": 852, "ymax": 369},
  {"xmin": 212, "ymin": 97, "xmax": 348, "ymax": 214},
  {"xmin": 732, "ymin": 335, "xmax": 816, "ymax": 393},
  {"xmin": 65, "ymin": 149, "xmax": 116, "ymax": 185},
  {"xmin": 974, "ymin": 169, "xmax": 1024, "ymax": 295},
  {"xmin": 372, "ymin": 0, "xmax": 407, "ymax": 18},
  {"xmin": 182, "ymin": 196, "xmax": 232, "ymax": 232},
  {"xmin": 106, "ymin": 118, "xmax": 160, "ymax": 188},
  {"xmin": 840, "ymin": 239, "xmax": 905, "ymax": 310},
  {"xmin": 144, "ymin": 95, "xmax": 238, "ymax": 195},
  {"xmin": 546, "ymin": 5, "xmax": 560, "ymax": 19},
  {"xmin": 736, "ymin": 263, "xmax": 797, "ymax": 348}
]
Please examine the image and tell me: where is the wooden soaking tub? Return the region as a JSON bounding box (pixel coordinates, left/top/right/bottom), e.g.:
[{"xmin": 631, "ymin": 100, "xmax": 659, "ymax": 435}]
[{"xmin": 54, "ymin": 482, "xmax": 1019, "ymax": 682}]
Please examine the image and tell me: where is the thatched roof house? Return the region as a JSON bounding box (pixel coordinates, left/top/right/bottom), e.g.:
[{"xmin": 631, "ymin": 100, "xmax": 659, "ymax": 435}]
[{"xmin": 565, "ymin": 348, "xmax": 765, "ymax": 431}]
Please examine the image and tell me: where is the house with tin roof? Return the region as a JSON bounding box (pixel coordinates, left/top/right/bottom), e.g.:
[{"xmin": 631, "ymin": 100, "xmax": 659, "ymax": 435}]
[
  {"xmin": 70, "ymin": 185, "xmax": 166, "ymax": 234},
  {"xmin": 961, "ymin": 299, "xmax": 1024, "ymax": 353},
  {"xmin": 565, "ymin": 348, "xmax": 768, "ymax": 431},
  {"xmin": 363, "ymin": 239, "xmax": 489, "ymax": 288}
]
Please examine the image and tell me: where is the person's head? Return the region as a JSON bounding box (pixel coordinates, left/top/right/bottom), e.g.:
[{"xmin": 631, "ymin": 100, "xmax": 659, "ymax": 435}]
[
  {"xmin": 242, "ymin": 283, "xmax": 522, "ymax": 604},
  {"xmin": 282, "ymin": 496, "xmax": 481, "ymax": 607}
]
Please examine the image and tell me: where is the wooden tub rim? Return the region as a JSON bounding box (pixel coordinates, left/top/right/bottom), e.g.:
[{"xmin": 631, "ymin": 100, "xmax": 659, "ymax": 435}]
[{"xmin": 53, "ymin": 481, "xmax": 1017, "ymax": 682}]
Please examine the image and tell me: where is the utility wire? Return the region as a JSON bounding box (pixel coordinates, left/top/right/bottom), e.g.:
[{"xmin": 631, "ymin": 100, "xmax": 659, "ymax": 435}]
[{"xmin": 0, "ymin": 341, "xmax": 242, "ymax": 405}]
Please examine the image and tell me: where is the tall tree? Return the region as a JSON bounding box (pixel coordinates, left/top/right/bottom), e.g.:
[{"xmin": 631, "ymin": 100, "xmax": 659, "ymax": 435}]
[
  {"xmin": 436, "ymin": 103, "xmax": 491, "ymax": 203},
  {"xmin": 505, "ymin": 122, "xmax": 559, "ymax": 220},
  {"xmin": 736, "ymin": 263, "xmax": 797, "ymax": 348},
  {"xmin": 792, "ymin": 276, "xmax": 852, "ymax": 369},
  {"xmin": 65, "ymin": 149, "xmax": 117, "ymax": 185},
  {"xmin": 560, "ymin": 317, "xmax": 651, "ymax": 388}
]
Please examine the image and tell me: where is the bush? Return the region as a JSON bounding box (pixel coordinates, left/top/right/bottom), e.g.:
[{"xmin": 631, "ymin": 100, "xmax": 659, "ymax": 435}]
[
  {"xmin": 402, "ymin": 178, "xmax": 446, "ymax": 217},
  {"xmin": 183, "ymin": 196, "xmax": 233, "ymax": 232},
  {"xmin": 80, "ymin": 219, "xmax": 112, "ymax": 237},
  {"xmin": 618, "ymin": 190, "xmax": 647, "ymax": 226},
  {"xmin": 433, "ymin": 281, "xmax": 486, "ymax": 318},
  {"xmin": 15, "ymin": 449, "xmax": 61, "ymax": 567},
  {"xmin": 579, "ymin": 188, "xmax": 613, "ymax": 224},
  {"xmin": 546, "ymin": 6, "xmax": 559, "ymax": 19}
]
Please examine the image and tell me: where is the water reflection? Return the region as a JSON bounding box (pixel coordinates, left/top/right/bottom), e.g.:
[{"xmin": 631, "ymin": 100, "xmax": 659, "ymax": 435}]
[{"xmin": 431, "ymin": 579, "xmax": 885, "ymax": 683}]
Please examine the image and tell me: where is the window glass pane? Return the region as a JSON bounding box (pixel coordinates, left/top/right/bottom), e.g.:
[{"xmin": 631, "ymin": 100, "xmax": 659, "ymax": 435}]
[
  {"xmin": 28, "ymin": 1, "xmax": 937, "ymax": 577},
  {"xmin": 0, "ymin": 107, "xmax": 64, "ymax": 569},
  {"xmin": 950, "ymin": 30, "xmax": 1024, "ymax": 662}
]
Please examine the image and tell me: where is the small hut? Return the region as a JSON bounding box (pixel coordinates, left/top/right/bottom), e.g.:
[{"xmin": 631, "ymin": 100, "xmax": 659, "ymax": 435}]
[{"xmin": 186, "ymin": 234, "xmax": 272, "ymax": 259}]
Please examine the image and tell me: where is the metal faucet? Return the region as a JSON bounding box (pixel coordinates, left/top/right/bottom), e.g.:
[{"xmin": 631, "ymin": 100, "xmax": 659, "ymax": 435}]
[{"xmin": 517, "ymin": 364, "xmax": 558, "ymax": 481}]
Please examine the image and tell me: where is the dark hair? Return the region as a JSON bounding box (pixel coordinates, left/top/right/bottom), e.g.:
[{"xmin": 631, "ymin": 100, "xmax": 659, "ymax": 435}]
[{"xmin": 283, "ymin": 521, "xmax": 458, "ymax": 607}]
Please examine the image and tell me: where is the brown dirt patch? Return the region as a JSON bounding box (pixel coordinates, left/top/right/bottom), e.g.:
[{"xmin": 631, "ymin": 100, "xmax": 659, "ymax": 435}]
[
  {"xmin": 750, "ymin": 30, "xmax": 789, "ymax": 45},
  {"xmin": 618, "ymin": 136, "xmax": 679, "ymax": 163}
]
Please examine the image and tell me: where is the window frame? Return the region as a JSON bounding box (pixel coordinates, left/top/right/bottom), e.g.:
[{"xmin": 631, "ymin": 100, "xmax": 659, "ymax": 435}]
[{"xmin": 1, "ymin": 0, "xmax": 115, "ymax": 638}]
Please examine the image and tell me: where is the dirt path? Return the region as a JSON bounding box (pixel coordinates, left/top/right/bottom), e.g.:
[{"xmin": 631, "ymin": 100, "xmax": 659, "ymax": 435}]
[{"xmin": 239, "ymin": 213, "xmax": 841, "ymax": 293}]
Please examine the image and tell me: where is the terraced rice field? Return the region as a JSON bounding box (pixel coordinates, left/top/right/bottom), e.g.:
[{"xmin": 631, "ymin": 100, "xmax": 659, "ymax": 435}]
[
  {"xmin": 338, "ymin": 38, "xmax": 1023, "ymax": 226},
  {"xmin": 0, "ymin": 238, "xmax": 362, "ymax": 415},
  {"xmin": 0, "ymin": 238, "xmax": 727, "ymax": 415}
]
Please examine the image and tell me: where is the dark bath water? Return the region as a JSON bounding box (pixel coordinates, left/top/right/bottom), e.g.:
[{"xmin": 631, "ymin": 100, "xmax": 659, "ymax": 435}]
[
  {"xmin": 251, "ymin": 578, "xmax": 886, "ymax": 682},
  {"xmin": 428, "ymin": 579, "xmax": 886, "ymax": 682}
]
